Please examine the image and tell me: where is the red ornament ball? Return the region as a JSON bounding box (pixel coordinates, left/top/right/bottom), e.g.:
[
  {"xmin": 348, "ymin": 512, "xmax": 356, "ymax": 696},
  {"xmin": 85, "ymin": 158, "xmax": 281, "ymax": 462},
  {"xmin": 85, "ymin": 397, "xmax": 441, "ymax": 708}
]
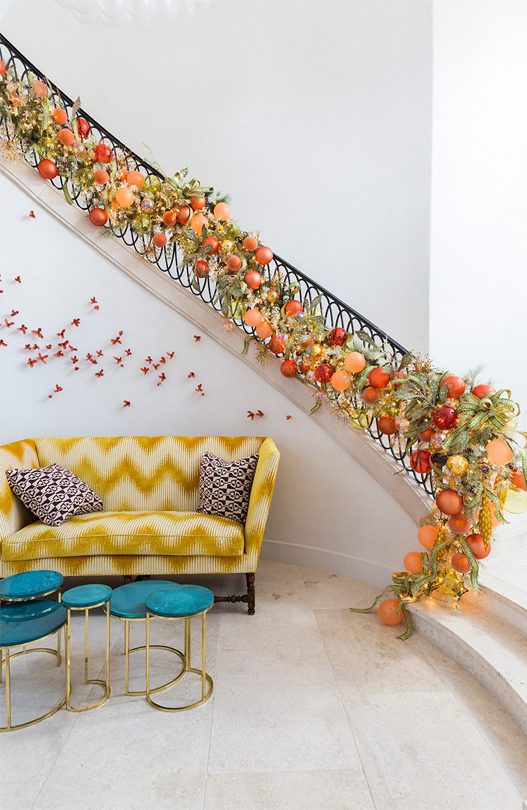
[
  {"xmin": 285, "ymin": 300, "xmax": 303, "ymax": 317},
  {"xmin": 466, "ymin": 533, "xmax": 491, "ymax": 560},
  {"xmin": 162, "ymin": 210, "xmax": 177, "ymax": 227},
  {"xmin": 243, "ymin": 235, "xmax": 258, "ymax": 252},
  {"xmin": 194, "ymin": 260, "xmax": 209, "ymax": 278},
  {"xmin": 52, "ymin": 108, "xmax": 68, "ymax": 125},
  {"xmin": 37, "ymin": 159, "xmax": 58, "ymax": 180},
  {"xmin": 436, "ymin": 488, "xmax": 463, "ymax": 516},
  {"xmin": 88, "ymin": 207, "xmax": 108, "ymax": 227},
  {"xmin": 202, "ymin": 235, "xmax": 220, "ymax": 254},
  {"xmin": 410, "ymin": 449, "xmax": 432, "ymax": 474},
  {"xmin": 419, "ymin": 427, "xmax": 434, "ymax": 442},
  {"xmin": 94, "ymin": 143, "xmax": 113, "ymax": 164},
  {"xmin": 362, "ymin": 386, "xmax": 380, "ymax": 405},
  {"xmin": 57, "ymin": 128, "xmax": 75, "ymax": 146},
  {"xmin": 177, "ymin": 205, "xmax": 191, "ymax": 225},
  {"xmin": 76, "ymin": 117, "xmax": 90, "ymax": 138},
  {"xmin": 451, "ymin": 552, "xmax": 471, "ymax": 574},
  {"xmin": 472, "ymin": 384, "xmax": 496, "ymax": 399},
  {"xmin": 378, "ymin": 415, "xmax": 397, "ymax": 435},
  {"xmin": 0, "ymin": 60, "xmax": 5, "ymax": 77},
  {"xmin": 226, "ymin": 254, "xmax": 242, "ymax": 272},
  {"xmin": 378, "ymin": 599, "xmax": 403, "ymax": 626},
  {"xmin": 328, "ymin": 327, "xmax": 347, "ymax": 346},
  {"xmin": 314, "ymin": 363, "xmax": 333, "ymax": 383},
  {"xmin": 255, "ymin": 246, "xmax": 273, "ymax": 265},
  {"xmin": 244, "ymin": 270, "xmax": 262, "ymax": 290},
  {"xmin": 280, "ymin": 359, "xmax": 297, "ymax": 378},
  {"xmin": 433, "ymin": 404, "xmax": 459, "ymax": 430},
  {"xmin": 153, "ymin": 232, "xmax": 167, "ymax": 248},
  {"xmin": 368, "ymin": 367, "xmax": 391, "ymax": 389},
  {"xmin": 189, "ymin": 195, "xmax": 206, "ymax": 211},
  {"xmin": 268, "ymin": 335, "xmax": 286, "ymax": 354},
  {"xmin": 443, "ymin": 375, "xmax": 466, "ymax": 398}
]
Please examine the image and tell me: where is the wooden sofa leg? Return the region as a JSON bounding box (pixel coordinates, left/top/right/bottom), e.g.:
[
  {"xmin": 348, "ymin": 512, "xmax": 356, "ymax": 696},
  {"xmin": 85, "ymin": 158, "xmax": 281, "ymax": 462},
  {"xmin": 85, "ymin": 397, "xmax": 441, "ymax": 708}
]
[{"xmin": 246, "ymin": 573, "xmax": 256, "ymax": 615}]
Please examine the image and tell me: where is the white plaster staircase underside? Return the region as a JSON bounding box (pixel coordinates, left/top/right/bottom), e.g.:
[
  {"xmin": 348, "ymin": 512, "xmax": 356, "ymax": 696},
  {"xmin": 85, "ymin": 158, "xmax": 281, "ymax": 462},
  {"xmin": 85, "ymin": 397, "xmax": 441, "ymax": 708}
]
[{"xmin": 3, "ymin": 155, "xmax": 527, "ymax": 759}]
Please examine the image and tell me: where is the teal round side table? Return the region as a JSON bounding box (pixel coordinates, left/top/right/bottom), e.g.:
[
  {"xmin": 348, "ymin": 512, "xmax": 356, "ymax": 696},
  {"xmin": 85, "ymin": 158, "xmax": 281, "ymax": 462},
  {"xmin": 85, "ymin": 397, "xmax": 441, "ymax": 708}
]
[
  {"xmin": 62, "ymin": 584, "xmax": 112, "ymax": 712},
  {"xmin": 0, "ymin": 600, "xmax": 67, "ymax": 732},
  {"xmin": 145, "ymin": 585, "xmax": 214, "ymax": 712},
  {"xmin": 110, "ymin": 580, "xmax": 184, "ymax": 696}
]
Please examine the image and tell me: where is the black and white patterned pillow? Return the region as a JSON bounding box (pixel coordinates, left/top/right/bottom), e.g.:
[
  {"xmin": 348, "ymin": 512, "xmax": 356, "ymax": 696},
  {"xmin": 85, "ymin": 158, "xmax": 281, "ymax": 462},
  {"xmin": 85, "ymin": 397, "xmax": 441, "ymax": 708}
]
[
  {"xmin": 197, "ymin": 452, "xmax": 258, "ymax": 524},
  {"xmin": 5, "ymin": 464, "xmax": 103, "ymax": 527}
]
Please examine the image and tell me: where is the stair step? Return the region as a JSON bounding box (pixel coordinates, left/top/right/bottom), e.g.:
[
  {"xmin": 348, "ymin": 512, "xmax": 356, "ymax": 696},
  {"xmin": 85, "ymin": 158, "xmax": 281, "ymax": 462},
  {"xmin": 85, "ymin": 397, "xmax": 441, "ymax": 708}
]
[{"xmin": 409, "ymin": 591, "xmax": 527, "ymax": 736}]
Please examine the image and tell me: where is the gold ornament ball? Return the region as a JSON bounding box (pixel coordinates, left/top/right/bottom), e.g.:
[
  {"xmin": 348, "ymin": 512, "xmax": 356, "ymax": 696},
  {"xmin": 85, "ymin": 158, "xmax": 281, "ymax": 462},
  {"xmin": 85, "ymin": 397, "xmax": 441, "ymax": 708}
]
[
  {"xmin": 311, "ymin": 344, "xmax": 324, "ymax": 360},
  {"xmin": 446, "ymin": 454, "xmax": 469, "ymax": 477},
  {"xmin": 221, "ymin": 240, "xmax": 234, "ymax": 254}
]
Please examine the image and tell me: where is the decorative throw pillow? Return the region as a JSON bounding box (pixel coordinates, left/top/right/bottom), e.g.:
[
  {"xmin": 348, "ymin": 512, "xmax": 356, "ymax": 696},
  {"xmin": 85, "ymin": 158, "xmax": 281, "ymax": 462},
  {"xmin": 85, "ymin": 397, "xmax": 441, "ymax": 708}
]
[
  {"xmin": 5, "ymin": 463, "xmax": 103, "ymax": 527},
  {"xmin": 197, "ymin": 452, "xmax": 258, "ymax": 524}
]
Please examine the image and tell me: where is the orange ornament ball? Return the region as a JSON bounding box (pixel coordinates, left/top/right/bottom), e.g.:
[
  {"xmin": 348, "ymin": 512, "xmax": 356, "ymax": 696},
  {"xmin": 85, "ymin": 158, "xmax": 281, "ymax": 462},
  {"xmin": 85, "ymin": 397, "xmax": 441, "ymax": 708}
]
[
  {"xmin": 126, "ymin": 170, "xmax": 145, "ymax": 188},
  {"xmin": 436, "ymin": 488, "xmax": 463, "ymax": 516},
  {"xmin": 486, "ymin": 438, "xmax": 514, "ymax": 466},
  {"xmin": 443, "ymin": 375, "xmax": 466, "ymax": 398},
  {"xmin": 52, "ymin": 108, "xmax": 68, "ymax": 125},
  {"xmin": 417, "ymin": 524, "xmax": 440, "ymax": 550},
  {"xmin": 114, "ymin": 186, "xmax": 136, "ymax": 208},
  {"xmin": 243, "ymin": 234, "xmax": 258, "ymax": 252},
  {"xmin": 33, "ymin": 80, "xmax": 48, "ymax": 97},
  {"xmin": 191, "ymin": 213, "xmax": 207, "ymax": 234},
  {"xmin": 378, "ymin": 415, "xmax": 397, "ymax": 435},
  {"xmin": 344, "ymin": 352, "xmax": 366, "ymax": 374},
  {"xmin": 255, "ymin": 246, "xmax": 273, "ymax": 265},
  {"xmin": 362, "ymin": 386, "xmax": 380, "ymax": 405},
  {"xmin": 451, "ymin": 552, "xmax": 471, "ymax": 574},
  {"xmin": 280, "ymin": 359, "xmax": 297, "ymax": 378},
  {"xmin": 202, "ymin": 235, "xmax": 220, "ymax": 254},
  {"xmin": 404, "ymin": 551, "xmax": 423, "ymax": 574},
  {"xmin": 244, "ymin": 308, "xmax": 264, "ymax": 327},
  {"xmin": 177, "ymin": 205, "xmax": 191, "ymax": 225},
  {"xmin": 268, "ymin": 335, "xmax": 286, "ymax": 354},
  {"xmin": 244, "ymin": 270, "xmax": 262, "ymax": 290},
  {"xmin": 194, "ymin": 259, "xmax": 209, "ymax": 278},
  {"xmin": 256, "ymin": 321, "xmax": 273, "ymax": 340},
  {"xmin": 419, "ymin": 427, "xmax": 434, "ymax": 442},
  {"xmin": 472, "ymin": 384, "xmax": 495, "ymax": 399},
  {"xmin": 0, "ymin": 59, "xmax": 6, "ymax": 77},
  {"xmin": 285, "ymin": 300, "xmax": 303, "ymax": 317},
  {"xmin": 448, "ymin": 512, "xmax": 470, "ymax": 534},
  {"xmin": 88, "ymin": 207, "xmax": 108, "ymax": 227},
  {"xmin": 466, "ymin": 533, "xmax": 491, "ymax": 560},
  {"xmin": 213, "ymin": 202, "xmax": 231, "ymax": 221},
  {"xmin": 57, "ymin": 128, "xmax": 75, "ymax": 146},
  {"xmin": 162, "ymin": 210, "xmax": 178, "ymax": 227},
  {"xmin": 227, "ymin": 254, "xmax": 242, "ymax": 272},
  {"xmin": 93, "ymin": 168, "xmax": 110, "ymax": 185},
  {"xmin": 331, "ymin": 370, "xmax": 351, "ymax": 392},
  {"xmin": 153, "ymin": 232, "xmax": 167, "ymax": 248},
  {"xmin": 190, "ymin": 195, "xmax": 206, "ymax": 211},
  {"xmin": 368, "ymin": 367, "xmax": 391, "ymax": 388},
  {"xmin": 37, "ymin": 159, "xmax": 58, "ymax": 180},
  {"xmin": 378, "ymin": 599, "xmax": 403, "ymax": 626}
]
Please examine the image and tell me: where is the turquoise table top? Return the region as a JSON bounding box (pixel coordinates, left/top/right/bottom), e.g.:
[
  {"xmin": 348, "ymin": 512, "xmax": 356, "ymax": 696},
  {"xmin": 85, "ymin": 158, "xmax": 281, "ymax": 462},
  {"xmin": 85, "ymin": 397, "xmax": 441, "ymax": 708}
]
[
  {"xmin": 62, "ymin": 584, "xmax": 112, "ymax": 609},
  {"xmin": 146, "ymin": 585, "xmax": 214, "ymax": 618},
  {"xmin": 0, "ymin": 570, "xmax": 63, "ymax": 602},
  {"xmin": 0, "ymin": 600, "xmax": 67, "ymax": 647},
  {"xmin": 110, "ymin": 580, "xmax": 180, "ymax": 620}
]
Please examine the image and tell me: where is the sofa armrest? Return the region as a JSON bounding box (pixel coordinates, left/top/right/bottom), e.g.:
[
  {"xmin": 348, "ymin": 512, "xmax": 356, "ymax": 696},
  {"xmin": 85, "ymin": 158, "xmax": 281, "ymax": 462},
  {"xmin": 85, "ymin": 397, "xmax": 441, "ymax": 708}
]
[
  {"xmin": 0, "ymin": 439, "xmax": 39, "ymax": 544},
  {"xmin": 244, "ymin": 438, "xmax": 280, "ymax": 563}
]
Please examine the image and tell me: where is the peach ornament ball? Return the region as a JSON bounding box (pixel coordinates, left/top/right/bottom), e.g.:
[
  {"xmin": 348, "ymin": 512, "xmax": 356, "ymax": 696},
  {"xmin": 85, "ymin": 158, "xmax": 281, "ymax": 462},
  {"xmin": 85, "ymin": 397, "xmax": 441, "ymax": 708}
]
[
  {"xmin": 255, "ymin": 321, "xmax": 273, "ymax": 340},
  {"xmin": 244, "ymin": 309, "xmax": 264, "ymax": 327},
  {"xmin": 378, "ymin": 599, "xmax": 403, "ymax": 626},
  {"xmin": 114, "ymin": 186, "xmax": 135, "ymax": 208},
  {"xmin": 213, "ymin": 202, "xmax": 231, "ymax": 221},
  {"xmin": 126, "ymin": 170, "xmax": 145, "ymax": 188},
  {"xmin": 330, "ymin": 370, "xmax": 351, "ymax": 392},
  {"xmin": 403, "ymin": 551, "xmax": 423, "ymax": 574},
  {"xmin": 191, "ymin": 213, "xmax": 207, "ymax": 234},
  {"xmin": 486, "ymin": 438, "xmax": 514, "ymax": 466},
  {"xmin": 344, "ymin": 352, "xmax": 366, "ymax": 374},
  {"xmin": 417, "ymin": 524, "xmax": 439, "ymax": 550}
]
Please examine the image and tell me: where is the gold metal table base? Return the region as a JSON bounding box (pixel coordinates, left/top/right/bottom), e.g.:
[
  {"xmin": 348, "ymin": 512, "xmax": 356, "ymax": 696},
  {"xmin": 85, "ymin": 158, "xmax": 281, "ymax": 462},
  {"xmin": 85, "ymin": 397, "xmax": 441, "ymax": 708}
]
[
  {"xmin": 146, "ymin": 610, "xmax": 214, "ymax": 712},
  {"xmin": 117, "ymin": 617, "xmax": 185, "ymax": 697},
  {"xmin": 65, "ymin": 600, "xmax": 111, "ymax": 712},
  {"xmin": 0, "ymin": 634, "xmax": 66, "ymax": 732}
]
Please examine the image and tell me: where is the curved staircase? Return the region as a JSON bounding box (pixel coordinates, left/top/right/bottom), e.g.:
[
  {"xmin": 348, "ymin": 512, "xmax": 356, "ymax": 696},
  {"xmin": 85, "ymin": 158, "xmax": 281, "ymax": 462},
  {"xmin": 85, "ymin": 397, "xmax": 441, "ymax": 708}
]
[{"xmin": 0, "ymin": 34, "xmax": 526, "ymax": 796}]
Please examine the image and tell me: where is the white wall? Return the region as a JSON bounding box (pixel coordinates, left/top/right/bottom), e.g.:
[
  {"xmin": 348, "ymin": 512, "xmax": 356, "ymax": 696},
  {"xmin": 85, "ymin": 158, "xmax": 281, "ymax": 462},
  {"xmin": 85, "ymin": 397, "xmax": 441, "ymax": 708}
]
[
  {"xmin": 0, "ymin": 0, "xmax": 432, "ymax": 354},
  {"xmin": 430, "ymin": 0, "xmax": 527, "ymax": 424},
  {"xmin": 0, "ymin": 175, "xmax": 416, "ymax": 584}
]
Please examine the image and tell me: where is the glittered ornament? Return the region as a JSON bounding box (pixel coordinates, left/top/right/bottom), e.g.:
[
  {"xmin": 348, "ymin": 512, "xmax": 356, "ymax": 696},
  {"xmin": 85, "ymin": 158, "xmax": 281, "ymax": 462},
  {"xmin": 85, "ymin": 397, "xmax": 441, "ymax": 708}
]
[
  {"xmin": 37, "ymin": 159, "xmax": 58, "ymax": 180},
  {"xmin": 132, "ymin": 214, "xmax": 151, "ymax": 234},
  {"xmin": 328, "ymin": 327, "xmax": 347, "ymax": 346},
  {"xmin": 280, "ymin": 359, "xmax": 297, "ymax": 378},
  {"xmin": 94, "ymin": 143, "xmax": 113, "ymax": 163},
  {"xmin": 378, "ymin": 599, "xmax": 403, "ymax": 626},
  {"xmin": 144, "ymin": 175, "xmax": 162, "ymax": 193},
  {"xmin": 478, "ymin": 491, "xmax": 493, "ymax": 546},
  {"xmin": 314, "ymin": 363, "xmax": 333, "ymax": 384},
  {"xmin": 433, "ymin": 404, "xmax": 458, "ymax": 430},
  {"xmin": 446, "ymin": 454, "xmax": 469, "ymax": 477},
  {"xmin": 436, "ymin": 488, "xmax": 463, "ymax": 516},
  {"xmin": 221, "ymin": 240, "xmax": 235, "ymax": 254},
  {"xmin": 410, "ymin": 449, "xmax": 431, "ymax": 474}
]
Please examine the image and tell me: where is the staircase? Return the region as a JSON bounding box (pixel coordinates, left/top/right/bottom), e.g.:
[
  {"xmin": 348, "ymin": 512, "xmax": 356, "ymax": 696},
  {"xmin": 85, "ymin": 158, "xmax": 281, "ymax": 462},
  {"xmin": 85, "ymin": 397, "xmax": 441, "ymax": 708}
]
[{"xmin": 0, "ymin": 34, "xmax": 526, "ymax": 785}]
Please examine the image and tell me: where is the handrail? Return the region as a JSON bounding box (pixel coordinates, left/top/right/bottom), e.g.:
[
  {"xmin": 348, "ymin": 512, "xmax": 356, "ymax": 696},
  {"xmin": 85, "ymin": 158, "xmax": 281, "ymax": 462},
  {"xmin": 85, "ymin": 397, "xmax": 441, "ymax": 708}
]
[{"xmin": 0, "ymin": 32, "xmax": 433, "ymax": 497}]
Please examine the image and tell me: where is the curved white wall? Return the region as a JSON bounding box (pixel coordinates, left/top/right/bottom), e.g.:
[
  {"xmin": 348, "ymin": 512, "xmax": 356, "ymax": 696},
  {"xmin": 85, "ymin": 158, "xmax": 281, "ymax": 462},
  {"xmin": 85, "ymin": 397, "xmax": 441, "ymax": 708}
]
[
  {"xmin": 0, "ymin": 174, "xmax": 417, "ymax": 585},
  {"xmin": 0, "ymin": 0, "xmax": 432, "ymax": 354}
]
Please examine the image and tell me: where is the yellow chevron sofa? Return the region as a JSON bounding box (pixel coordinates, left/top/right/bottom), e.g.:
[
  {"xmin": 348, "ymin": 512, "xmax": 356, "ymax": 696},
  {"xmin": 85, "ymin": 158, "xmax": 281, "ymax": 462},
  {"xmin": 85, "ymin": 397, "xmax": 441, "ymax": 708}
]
[{"xmin": 0, "ymin": 436, "xmax": 280, "ymax": 613}]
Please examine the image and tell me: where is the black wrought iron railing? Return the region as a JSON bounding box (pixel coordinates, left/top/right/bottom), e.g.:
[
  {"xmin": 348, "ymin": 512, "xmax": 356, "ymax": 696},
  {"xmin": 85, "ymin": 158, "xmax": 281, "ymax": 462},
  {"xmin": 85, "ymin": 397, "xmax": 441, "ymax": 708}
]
[{"xmin": 0, "ymin": 33, "xmax": 433, "ymax": 497}]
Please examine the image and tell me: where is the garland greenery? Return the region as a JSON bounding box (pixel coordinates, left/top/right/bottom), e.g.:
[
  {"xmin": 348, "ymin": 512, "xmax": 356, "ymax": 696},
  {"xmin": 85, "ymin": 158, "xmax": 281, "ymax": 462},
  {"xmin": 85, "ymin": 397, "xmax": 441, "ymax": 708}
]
[{"xmin": 1, "ymin": 61, "xmax": 526, "ymax": 637}]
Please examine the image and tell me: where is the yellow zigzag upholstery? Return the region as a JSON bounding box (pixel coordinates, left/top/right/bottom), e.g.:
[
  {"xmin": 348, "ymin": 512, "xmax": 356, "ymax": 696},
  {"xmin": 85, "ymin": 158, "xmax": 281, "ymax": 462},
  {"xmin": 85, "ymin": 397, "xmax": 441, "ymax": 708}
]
[{"xmin": 0, "ymin": 436, "xmax": 280, "ymax": 579}]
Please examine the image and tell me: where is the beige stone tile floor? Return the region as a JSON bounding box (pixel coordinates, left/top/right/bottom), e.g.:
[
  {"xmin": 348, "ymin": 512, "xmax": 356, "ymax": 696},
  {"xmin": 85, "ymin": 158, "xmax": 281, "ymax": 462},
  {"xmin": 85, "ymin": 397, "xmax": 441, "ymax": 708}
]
[{"xmin": 0, "ymin": 560, "xmax": 525, "ymax": 810}]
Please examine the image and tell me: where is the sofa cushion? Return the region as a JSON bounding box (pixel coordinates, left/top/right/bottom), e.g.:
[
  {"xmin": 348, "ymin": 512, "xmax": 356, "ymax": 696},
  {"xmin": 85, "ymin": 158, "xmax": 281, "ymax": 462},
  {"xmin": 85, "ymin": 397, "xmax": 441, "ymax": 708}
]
[{"xmin": 2, "ymin": 511, "xmax": 245, "ymax": 561}]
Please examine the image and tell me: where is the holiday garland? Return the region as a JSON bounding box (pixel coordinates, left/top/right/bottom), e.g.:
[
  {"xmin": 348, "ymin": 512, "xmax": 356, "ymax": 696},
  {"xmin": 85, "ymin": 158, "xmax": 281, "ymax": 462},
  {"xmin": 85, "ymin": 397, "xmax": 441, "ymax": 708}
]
[{"xmin": 1, "ymin": 61, "xmax": 526, "ymax": 638}]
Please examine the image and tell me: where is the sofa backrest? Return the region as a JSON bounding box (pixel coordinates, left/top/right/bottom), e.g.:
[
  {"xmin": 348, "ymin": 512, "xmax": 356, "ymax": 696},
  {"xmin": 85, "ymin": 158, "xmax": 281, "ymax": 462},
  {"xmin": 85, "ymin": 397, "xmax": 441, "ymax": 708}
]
[{"xmin": 33, "ymin": 436, "xmax": 266, "ymax": 512}]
